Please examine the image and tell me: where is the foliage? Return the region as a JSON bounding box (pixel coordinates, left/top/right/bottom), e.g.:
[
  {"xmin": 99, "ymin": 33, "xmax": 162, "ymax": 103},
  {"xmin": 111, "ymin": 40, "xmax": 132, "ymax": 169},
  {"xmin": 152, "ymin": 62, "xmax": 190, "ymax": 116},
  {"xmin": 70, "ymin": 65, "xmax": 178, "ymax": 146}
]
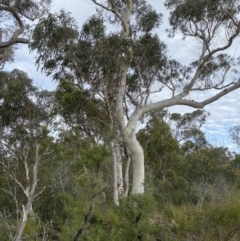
[
  {"xmin": 0, "ymin": 74, "xmax": 240, "ymax": 239},
  {"xmin": 0, "ymin": 0, "xmax": 51, "ymax": 67},
  {"xmin": 230, "ymin": 126, "xmax": 240, "ymax": 147},
  {"xmin": 2, "ymin": 0, "xmax": 240, "ymax": 239},
  {"xmin": 164, "ymin": 192, "xmax": 240, "ymax": 241},
  {"xmin": 165, "ymin": 0, "xmax": 240, "ymax": 37}
]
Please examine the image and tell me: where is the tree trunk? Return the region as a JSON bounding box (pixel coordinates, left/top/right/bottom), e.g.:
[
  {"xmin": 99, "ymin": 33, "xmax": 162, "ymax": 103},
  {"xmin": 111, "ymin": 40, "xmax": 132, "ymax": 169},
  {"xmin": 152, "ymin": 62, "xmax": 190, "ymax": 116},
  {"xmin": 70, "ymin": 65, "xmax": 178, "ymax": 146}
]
[
  {"xmin": 112, "ymin": 141, "xmax": 125, "ymax": 205},
  {"xmin": 123, "ymin": 130, "xmax": 144, "ymax": 194},
  {"xmin": 14, "ymin": 200, "xmax": 34, "ymax": 241},
  {"xmin": 14, "ymin": 144, "xmax": 42, "ymax": 241},
  {"xmin": 112, "ymin": 141, "xmax": 119, "ymax": 205},
  {"xmin": 124, "ymin": 153, "xmax": 131, "ymax": 197},
  {"xmin": 115, "ymin": 144, "xmax": 124, "ymax": 195}
]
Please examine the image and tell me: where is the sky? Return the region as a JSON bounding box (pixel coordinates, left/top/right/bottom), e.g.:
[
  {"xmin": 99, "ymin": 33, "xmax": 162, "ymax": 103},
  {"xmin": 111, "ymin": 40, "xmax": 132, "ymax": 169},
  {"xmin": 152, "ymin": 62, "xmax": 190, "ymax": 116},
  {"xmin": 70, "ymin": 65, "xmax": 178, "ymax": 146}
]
[{"xmin": 4, "ymin": 0, "xmax": 240, "ymax": 152}]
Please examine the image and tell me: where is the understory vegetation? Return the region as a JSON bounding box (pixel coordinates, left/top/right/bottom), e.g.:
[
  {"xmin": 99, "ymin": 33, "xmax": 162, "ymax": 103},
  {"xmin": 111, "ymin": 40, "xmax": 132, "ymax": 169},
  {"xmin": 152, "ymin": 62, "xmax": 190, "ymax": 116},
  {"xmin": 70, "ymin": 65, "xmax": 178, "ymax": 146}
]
[{"xmin": 0, "ymin": 73, "xmax": 240, "ymax": 240}]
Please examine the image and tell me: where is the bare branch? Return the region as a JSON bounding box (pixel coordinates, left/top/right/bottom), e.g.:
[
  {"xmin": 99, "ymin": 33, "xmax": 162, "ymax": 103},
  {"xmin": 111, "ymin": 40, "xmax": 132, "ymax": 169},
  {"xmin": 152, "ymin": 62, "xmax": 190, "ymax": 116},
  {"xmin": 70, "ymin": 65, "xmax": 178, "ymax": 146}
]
[
  {"xmin": 90, "ymin": 0, "xmax": 124, "ymax": 26},
  {"xmin": 5, "ymin": 171, "xmax": 28, "ymax": 197},
  {"xmin": 205, "ymin": 28, "xmax": 240, "ymax": 61},
  {"xmin": 137, "ymin": 79, "xmax": 240, "ymax": 117},
  {"xmin": 178, "ymin": 81, "xmax": 240, "ymax": 108},
  {"xmin": 34, "ymin": 186, "xmax": 46, "ymax": 199},
  {"xmin": 21, "ymin": 147, "xmax": 30, "ymax": 187},
  {"xmin": 0, "ymin": 187, "xmax": 14, "ymax": 197},
  {"xmin": 0, "ymin": 6, "xmax": 27, "ymax": 48},
  {"xmin": 218, "ymin": 3, "xmax": 239, "ymax": 27},
  {"xmin": 0, "ymin": 37, "xmax": 29, "ymax": 47},
  {"xmin": 31, "ymin": 144, "xmax": 40, "ymax": 190},
  {"xmin": 126, "ymin": 91, "xmax": 138, "ymax": 106},
  {"xmin": 136, "ymin": 66, "xmax": 144, "ymax": 104}
]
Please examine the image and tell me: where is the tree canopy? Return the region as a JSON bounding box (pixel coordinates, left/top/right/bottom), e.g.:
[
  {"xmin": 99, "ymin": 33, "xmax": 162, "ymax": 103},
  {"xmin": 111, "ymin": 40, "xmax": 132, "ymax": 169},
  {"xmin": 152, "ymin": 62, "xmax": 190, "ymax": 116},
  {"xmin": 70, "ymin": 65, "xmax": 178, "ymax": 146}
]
[{"xmin": 0, "ymin": 0, "xmax": 51, "ymax": 67}]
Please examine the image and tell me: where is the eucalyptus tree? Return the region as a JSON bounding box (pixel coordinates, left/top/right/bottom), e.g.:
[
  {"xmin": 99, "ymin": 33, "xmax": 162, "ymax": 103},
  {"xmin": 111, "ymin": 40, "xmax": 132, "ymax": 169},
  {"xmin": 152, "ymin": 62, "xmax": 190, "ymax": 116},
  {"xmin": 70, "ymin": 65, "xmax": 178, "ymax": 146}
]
[
  {"xmin": 0, "ymin": 0, "xmax": 51, "ymax": 67},
  {"xmin": 0, "ymin": 70, "xmax": 53, "ymax": 240},
  {"xmin": 30, "ymin": 0, "xmax": 240, "ymax": 194},
  {"xmin": 54, "ymin": 68, "xmax": 127, "ymax": 205},
  {"xmin": 169, "ymin": 110, "xmax": 208, "ymax": 141},
  {"xmin": 168, "ymin": 110, "xmax": 209, "ymax": 154},
  {"xmin": 230, "ymin": 126, "xmax": 240, "ymax": 148}
]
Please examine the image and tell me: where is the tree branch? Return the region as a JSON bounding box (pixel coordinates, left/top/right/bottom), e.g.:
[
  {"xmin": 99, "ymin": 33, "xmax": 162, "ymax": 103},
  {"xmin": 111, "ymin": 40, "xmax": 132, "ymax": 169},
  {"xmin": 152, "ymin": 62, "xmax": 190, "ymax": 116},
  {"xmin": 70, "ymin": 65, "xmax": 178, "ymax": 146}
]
[
  {"xmin": 178, "ymin": 81, "xmax": 240, "ymax": 108},
  {"xmin": 126, "ymin": 91, "xmax": 138, "ymax": 106},
  {"xmin": 136, "ymin": 79, "xmax": 240, "ymax": 117},
  {"xmin": 0, "ymin": 6, "xmax": 28, "ymax": 48},
  {"xmin": 90, "ymin": 0, "xmax": 124, "ymax": 26}
]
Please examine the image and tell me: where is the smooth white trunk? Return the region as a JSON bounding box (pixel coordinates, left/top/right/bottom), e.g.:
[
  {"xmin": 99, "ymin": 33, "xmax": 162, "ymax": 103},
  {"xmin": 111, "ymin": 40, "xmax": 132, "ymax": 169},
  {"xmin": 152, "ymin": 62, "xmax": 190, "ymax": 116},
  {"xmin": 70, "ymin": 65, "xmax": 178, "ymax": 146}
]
[
  {"xmin": 123, "ymin": 130, "xmax": 144, "ymax": 194},
  {"xmin": 131, "ymin": 143, "xmax": 144, "ymax": 194}
]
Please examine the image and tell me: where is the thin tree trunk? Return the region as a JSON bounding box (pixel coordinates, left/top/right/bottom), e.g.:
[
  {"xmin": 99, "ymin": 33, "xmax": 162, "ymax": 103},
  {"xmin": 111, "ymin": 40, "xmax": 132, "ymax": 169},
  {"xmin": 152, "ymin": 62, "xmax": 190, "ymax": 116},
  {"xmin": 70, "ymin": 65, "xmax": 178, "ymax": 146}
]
[
  {"xmin": 73, "ymin": 194, "xmax": 96, "ymax": 241},
  {"xmin": 124, "ymin": 154, "xmax": 131, "ymax": 197},
  {"xmin": 14, "ymin": 144, "xmax": 42, "ymax": 241},
  {"xmin": 14, "ymin": 204, "xmax": 32, "ymax": 241},
  {"xmin": 112, "ymin": 142, "xmax": 119, "ymax": 205},
  {"xmin": 115, "ymin": 144, "xmax": 124, "ymax": 195}
]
